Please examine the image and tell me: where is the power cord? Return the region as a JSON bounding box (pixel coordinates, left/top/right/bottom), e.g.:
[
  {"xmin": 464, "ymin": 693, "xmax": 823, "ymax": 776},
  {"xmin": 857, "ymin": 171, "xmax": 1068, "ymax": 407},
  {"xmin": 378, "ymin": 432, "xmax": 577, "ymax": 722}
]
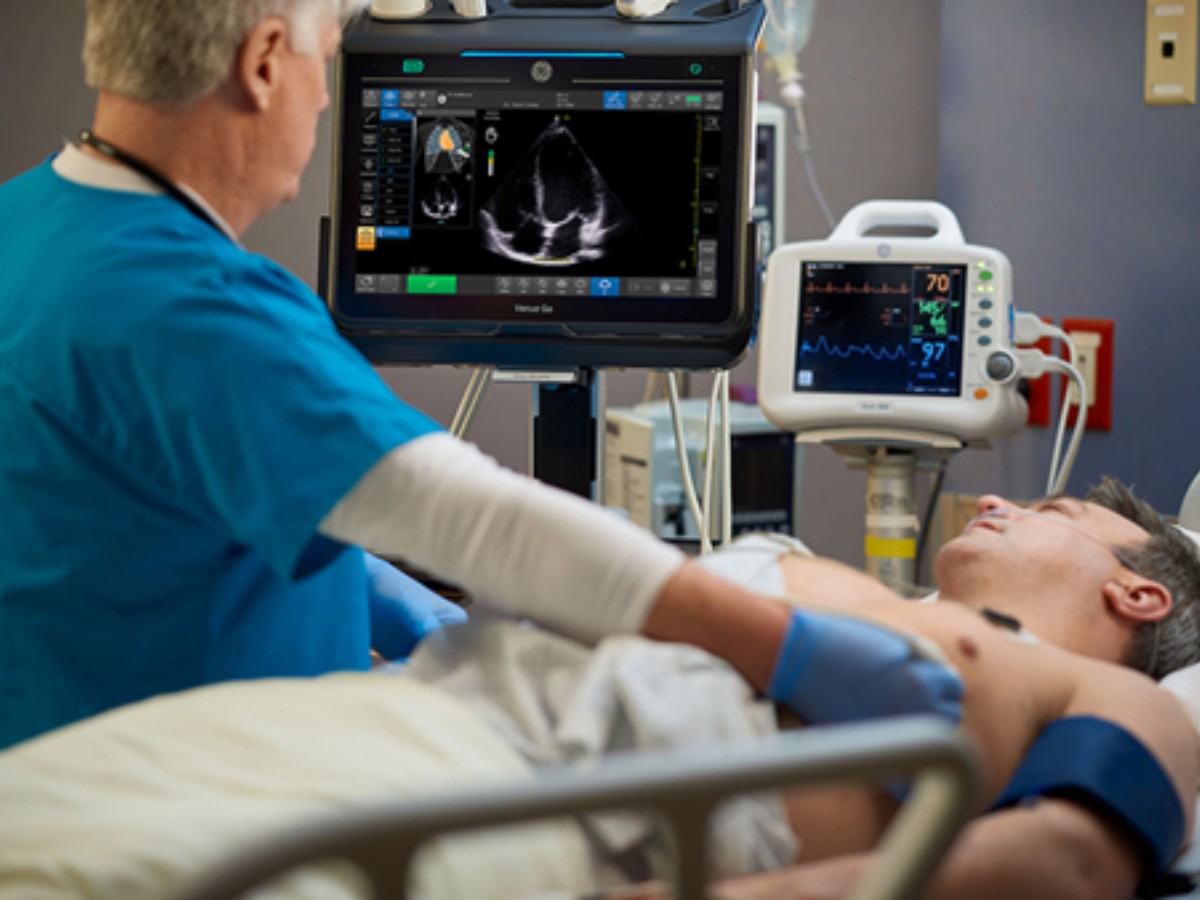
[
  {"xmin": 450, "ymin": 366, "xmax": 494, "ymax": 439},
  {"xmin": 1012, "ymin": 312, "xmax": 1088, "ymax": 496},
  {"xmin": 666, "ymin": 371, "xmax": 732, "ymax": 553}
]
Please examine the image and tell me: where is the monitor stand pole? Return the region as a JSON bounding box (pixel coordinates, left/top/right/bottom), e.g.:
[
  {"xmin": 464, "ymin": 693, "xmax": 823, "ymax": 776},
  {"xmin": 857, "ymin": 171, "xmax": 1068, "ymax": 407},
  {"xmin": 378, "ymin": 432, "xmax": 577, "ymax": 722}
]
[
  {"xmin": 499, "ymin": 368, "xmax": 604, "ymax": 501},
  {"xmin": 820, "ymin": 441, "xmax": 961, "ymax": 596}
]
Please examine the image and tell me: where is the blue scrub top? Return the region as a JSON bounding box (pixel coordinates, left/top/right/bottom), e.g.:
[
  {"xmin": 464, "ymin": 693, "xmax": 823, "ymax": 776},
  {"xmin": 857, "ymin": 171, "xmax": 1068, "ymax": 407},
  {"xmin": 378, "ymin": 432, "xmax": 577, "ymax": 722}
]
[{"xmin": 0, "ymin": 161, "xmax": 441, "ymax": 748}]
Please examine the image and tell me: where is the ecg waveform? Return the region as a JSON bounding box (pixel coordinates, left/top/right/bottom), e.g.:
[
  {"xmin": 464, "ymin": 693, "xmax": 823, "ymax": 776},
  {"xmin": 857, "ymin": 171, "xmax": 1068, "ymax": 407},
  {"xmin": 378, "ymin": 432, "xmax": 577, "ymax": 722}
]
[
  {"xmin": 804, "ymin": 280, "xmax": 912, "ymax": 295},
  {"xmin": 800, "ymin": 335, "xmax": 908, "ymax": 362}
]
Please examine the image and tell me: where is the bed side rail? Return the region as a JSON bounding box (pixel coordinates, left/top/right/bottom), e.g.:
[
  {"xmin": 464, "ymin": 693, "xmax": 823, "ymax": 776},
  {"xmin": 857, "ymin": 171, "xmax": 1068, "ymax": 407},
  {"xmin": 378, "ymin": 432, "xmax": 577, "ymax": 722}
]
[{"xmin": 171, "ymin": 715, "xmax": 981, "ymax": 900}]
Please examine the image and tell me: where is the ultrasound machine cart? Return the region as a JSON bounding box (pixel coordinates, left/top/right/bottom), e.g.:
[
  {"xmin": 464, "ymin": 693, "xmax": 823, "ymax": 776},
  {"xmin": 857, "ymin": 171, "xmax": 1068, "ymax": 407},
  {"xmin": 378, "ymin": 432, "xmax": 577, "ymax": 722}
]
[{"xmin": 321, "ymin": 0, "xmax": 766, "ymax": 496}]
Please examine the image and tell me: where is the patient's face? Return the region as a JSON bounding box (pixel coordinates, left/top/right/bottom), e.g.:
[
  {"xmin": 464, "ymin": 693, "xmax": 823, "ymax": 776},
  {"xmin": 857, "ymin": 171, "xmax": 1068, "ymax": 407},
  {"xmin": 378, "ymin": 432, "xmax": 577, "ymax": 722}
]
[
  {"xmin": 934, "ymin": 494, "xmax": 1150, "ymax": 645},
  {"xmin": 973, "ymin": 496, "xmax": 1147, "ymax": 556}
]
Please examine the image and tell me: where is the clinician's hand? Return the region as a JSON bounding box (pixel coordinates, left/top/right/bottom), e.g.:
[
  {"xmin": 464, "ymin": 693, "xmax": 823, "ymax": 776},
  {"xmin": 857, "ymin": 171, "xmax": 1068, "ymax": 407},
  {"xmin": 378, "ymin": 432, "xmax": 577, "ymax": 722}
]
[
  {"xmin": 364, "ymin": 551, "xmax": 468, "ymax": 661},
  {"xmin": 767, "ymin": 608, "xmax": 963, "ymax": 725},
  {"xmin": 639, "ymin": 561, "xmax": 961, "ymax": 724}
]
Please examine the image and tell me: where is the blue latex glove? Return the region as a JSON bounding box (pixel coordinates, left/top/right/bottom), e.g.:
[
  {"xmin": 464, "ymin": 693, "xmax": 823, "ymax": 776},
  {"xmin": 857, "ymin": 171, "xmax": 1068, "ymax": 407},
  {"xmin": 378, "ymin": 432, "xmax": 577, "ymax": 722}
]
[
  {"xmin": 364, "ymin": 552, "xmax": 468, "ymax": 661},
  {"xmin": 766, "ymin": 608, "xmax": 963, "ymax": 725}
]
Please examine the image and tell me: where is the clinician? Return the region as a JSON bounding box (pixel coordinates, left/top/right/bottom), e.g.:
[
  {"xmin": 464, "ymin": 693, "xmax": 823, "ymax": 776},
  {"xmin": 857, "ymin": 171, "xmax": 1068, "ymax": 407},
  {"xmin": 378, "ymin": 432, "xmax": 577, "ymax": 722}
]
[
  {"xmin": 0, "ymin": 0, "xmax": 694, "ymax": 747},
  {"xmin": 3, "ymin": 0, "xmax": 807, "ymax": 754}
]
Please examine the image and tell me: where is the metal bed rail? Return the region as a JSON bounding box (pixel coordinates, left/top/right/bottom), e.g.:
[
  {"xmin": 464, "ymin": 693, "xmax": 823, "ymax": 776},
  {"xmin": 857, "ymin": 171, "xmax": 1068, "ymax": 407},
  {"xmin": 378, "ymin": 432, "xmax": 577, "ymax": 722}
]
[{"xmin": 172, "ymin": 715, "xmax": 982, "ymax": 900}]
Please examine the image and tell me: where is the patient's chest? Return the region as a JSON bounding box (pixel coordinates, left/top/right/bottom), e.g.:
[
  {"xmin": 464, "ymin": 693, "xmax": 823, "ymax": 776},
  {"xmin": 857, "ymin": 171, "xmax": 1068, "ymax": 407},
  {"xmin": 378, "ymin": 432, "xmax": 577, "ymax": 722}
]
[{"xmin": 862, "ymin": 600, "xmax": 1078, "ymax": 799}]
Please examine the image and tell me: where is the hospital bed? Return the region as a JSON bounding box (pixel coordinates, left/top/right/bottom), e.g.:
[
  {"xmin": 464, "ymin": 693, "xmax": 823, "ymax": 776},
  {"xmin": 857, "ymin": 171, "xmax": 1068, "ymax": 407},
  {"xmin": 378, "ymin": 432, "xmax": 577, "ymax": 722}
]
[
  {"xmin": 6, "ymin": 587, "xmax": 1200, "ymax": 900},
  {"xmin": 6, "ymin": 641, "xmax": 1200, "ymax": 900},
  {"xmin": 0, "ymin": 639, "xmax": 1196, "ymax": 900},
  {"xmin": 5, "ymin": 480, "xmax": 1200, "ymax": 900},
  {"xmin": 0, "ymin": 664, "xmax": 978, "ymax": 900}
]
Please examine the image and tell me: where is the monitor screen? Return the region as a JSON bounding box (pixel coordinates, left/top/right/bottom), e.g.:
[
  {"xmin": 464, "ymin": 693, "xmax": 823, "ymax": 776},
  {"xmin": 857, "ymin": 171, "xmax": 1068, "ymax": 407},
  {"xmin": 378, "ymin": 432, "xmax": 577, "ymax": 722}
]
[
  {"xmin": 793, "ymin": 260, "xmax": 967, "ymax": 397},
  {"xmin": 326, "ymin": 48, "xmax": 757, "ymax": 367}
]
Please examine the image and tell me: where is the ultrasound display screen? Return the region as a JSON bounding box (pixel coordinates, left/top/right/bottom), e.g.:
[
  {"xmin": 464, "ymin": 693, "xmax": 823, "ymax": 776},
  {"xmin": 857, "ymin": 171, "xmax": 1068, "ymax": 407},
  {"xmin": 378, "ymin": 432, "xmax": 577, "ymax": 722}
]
[
  {"xmin": 794, "ymin": 261, "xmax": 966, "ymax": 396},
  {"xmin": 327, "ymin": 51, "xmax": 753, "ymax": 365}
]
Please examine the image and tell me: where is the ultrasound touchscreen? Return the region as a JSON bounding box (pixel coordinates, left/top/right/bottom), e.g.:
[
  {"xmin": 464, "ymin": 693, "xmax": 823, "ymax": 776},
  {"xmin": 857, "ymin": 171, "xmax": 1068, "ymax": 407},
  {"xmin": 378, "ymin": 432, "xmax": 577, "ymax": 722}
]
[{"xmin": 327, "ymin": 50, "xmax": 754, "ymax": 365}]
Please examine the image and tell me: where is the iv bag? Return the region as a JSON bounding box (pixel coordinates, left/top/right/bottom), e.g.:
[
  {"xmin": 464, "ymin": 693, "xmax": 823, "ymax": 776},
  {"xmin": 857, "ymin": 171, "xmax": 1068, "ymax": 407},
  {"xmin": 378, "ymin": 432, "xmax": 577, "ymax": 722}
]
[{"xmin": 762, "ymin": 0, "xmax": 815, "ymax": 83}]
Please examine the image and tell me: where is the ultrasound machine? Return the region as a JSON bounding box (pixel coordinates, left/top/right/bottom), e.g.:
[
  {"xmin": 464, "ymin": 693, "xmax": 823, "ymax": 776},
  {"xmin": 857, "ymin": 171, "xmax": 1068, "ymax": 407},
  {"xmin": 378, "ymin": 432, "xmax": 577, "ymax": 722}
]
[
  {"xmin": 323, "ymin": 0, "xmax": 765, "ymax": 370},
  {"xmin": 320, "ymin": 0, "xmax": 767, "ymax": 499}
]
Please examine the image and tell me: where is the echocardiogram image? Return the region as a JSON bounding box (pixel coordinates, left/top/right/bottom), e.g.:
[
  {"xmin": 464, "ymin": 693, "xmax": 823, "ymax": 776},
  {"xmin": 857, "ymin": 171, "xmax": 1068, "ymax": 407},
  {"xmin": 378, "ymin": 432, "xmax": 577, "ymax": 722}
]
[
  {"xmin": 478, "ymin": 119, "xmax": 636, "ymax": 266},
  {"xmin": 415, "ymin": 118, "xmax": 475, "ymax": 226}
]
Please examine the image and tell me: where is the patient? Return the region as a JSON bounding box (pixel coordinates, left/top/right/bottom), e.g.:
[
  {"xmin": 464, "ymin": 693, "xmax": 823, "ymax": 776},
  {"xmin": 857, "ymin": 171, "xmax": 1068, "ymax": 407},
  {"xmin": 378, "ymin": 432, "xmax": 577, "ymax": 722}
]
[
  {"xmin": 616, "ymin": 476, "xmax": 1200, "ymax": 900},
  {"xmin": 437, "ymin": 476, "xmax": 1197, "ymax": 899},
  {"xmin": 2, "ymin": 478, "xmax": 1195, "ymax": 899}
]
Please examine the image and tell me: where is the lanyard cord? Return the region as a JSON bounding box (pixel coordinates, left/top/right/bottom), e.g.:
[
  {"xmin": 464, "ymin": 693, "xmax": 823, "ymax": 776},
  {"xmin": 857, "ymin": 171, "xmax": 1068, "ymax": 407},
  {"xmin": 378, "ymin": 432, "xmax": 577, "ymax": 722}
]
[{"xmin": 77, "ymin": 129, "xmax": 228, "ymax": 239}]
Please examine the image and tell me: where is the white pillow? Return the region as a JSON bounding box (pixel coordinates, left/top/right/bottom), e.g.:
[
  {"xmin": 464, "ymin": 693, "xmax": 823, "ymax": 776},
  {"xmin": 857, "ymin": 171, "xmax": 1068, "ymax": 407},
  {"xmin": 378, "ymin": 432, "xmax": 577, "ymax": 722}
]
[
  {"xmin": 1162, "ymin": 664, "xmax": 1200, "ymax": 737},
  {"xmin": 1160, "ymin": 663, "xmax": 1200, "ymax": 880},
  {"xmin": 1161, "ymin": 524, "xmax": 1200, "ymax": 726}
]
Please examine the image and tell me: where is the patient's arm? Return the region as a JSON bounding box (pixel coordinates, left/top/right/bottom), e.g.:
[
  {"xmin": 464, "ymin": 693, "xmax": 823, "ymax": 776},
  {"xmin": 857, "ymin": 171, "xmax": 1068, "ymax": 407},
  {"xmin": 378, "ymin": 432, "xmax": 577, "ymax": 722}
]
[
  {"xmin": 707, "ymin": 798, "xmax": 1143, "ymax": 900},
  {"xmin": 640, "ymin": 550, "xmax": 914, "ymax": 692},
  {"xmin": 929, "ymin": 800, "xmax": 1145, "ymax": 900},
  {"xmin": 604, "ymin": 793, "xmax": 1144, "ymax": 900}
]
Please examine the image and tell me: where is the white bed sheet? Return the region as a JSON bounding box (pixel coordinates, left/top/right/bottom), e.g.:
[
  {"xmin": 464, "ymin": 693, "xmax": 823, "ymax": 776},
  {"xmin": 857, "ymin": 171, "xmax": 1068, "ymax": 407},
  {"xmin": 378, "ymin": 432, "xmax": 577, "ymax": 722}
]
[
  {"xmin": 402, "ymin": 621, "xmax": 797, "ymax": 884},
  {"xmin": 0, "ymin": 673, "xmax": 593, "ymax": 900}
]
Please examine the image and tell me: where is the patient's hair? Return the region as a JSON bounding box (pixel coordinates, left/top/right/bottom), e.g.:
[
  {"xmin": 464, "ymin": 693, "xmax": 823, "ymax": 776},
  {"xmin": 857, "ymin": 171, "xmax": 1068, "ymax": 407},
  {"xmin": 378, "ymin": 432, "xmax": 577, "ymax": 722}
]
[
  {"xmin": 1085, "ymin": 476, "xmax": 1200, "ymax": 680},
  {"xmin": 83, "ymin": 0, "xmax": 366, "ymax": 107}
]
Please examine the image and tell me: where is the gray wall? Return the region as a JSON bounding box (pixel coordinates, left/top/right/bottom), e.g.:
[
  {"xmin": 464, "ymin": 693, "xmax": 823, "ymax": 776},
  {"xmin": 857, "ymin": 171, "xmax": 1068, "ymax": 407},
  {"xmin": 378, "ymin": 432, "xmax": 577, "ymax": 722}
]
[
  {"xmin": 0, "ymin": 1, "xmax": 940, "ymax": 563},
  {"xmin": 939, "ymin": 1, "xmax": 1200, "ymax": 517},
  {"xmin": 761, "ymin": 0, "xmax": 943, "ymax": 560}
]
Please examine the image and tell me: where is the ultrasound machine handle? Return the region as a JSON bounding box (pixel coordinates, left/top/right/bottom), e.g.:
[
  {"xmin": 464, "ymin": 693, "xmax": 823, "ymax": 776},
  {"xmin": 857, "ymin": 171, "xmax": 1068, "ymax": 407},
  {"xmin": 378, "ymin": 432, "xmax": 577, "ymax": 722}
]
[{"xmin": 828, "ymin": 200, "xmax": 966, "ymax": 247}]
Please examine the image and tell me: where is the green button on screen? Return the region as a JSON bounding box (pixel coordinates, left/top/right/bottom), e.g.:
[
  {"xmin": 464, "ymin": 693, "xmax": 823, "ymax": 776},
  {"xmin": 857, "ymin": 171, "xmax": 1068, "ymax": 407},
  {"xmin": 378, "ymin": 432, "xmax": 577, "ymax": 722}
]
[
  {"xmin": 402, "ymin": 59, "xmax": 425, "ymax": 74},
  {"xmin": 406, "ymin": 275, "xmax": 457, "ymax": 294}
]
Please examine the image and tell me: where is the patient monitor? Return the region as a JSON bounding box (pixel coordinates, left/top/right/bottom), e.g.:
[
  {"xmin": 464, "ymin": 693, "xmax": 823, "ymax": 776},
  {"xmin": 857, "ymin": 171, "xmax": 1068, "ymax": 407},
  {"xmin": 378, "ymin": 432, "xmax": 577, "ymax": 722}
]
[
  {"xmin": 757, "ymin": 201, "xmax": 1028, "ymax": 590},
  {"xmin": 758, "ymin": 201, "xmax": 1027, "ymax": 448}
]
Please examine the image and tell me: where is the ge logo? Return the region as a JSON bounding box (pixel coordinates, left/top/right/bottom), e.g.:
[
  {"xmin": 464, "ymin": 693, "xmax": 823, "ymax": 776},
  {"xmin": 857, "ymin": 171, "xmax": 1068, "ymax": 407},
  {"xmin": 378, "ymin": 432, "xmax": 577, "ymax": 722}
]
[{"xmin": 531, "ymin": 60, "xmax": 553, "ymax": 83}]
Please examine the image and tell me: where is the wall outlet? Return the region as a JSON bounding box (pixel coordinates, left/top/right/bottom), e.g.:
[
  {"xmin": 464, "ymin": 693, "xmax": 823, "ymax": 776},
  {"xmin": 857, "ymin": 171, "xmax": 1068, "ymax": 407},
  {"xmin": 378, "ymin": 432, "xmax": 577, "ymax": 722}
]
[
  {"xmin": 1145, "ymin": 0, "xmax": 1198, "ymax": 105},
  {"xmin": 1061, "ymin": 318, "xmax": 1114, "ymax": 431}
]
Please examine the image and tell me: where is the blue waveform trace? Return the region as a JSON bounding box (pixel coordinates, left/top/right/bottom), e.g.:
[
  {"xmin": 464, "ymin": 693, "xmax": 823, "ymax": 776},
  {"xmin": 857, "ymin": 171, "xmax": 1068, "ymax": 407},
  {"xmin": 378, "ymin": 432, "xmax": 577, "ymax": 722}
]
[{"xmin": 800, "ymin": 335, "xmax": 908, "ymax": 362}]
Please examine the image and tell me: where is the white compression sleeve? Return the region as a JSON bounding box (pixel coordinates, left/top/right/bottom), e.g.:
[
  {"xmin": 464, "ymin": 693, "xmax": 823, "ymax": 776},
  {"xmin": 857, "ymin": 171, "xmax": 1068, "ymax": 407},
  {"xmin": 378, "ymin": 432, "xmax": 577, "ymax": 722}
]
[{"xmin": 319, "ymin": 433, "xmax": 685, "ymax": 643}]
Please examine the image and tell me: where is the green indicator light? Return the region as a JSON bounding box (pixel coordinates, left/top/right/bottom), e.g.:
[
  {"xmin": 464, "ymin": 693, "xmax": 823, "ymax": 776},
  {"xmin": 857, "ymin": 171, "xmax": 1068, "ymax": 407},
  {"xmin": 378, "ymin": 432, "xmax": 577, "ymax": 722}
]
[
  {"xmin": 688, "ymin": 63, "xmax": 703, "ymax": 75},
  {"xmin": 980, "ymin": 269, "xmax": 993, "ymax": 281},
  {"xmin": 685, "ymin": 94, "xmax": 702, "ymax": 104},
  {"xmin": 407, "ymin": 275, "xmax": 457, "ymax": 294},
  {"xmin": 402, "ymin": 58, "xmax": 425, "ymax": 74}
]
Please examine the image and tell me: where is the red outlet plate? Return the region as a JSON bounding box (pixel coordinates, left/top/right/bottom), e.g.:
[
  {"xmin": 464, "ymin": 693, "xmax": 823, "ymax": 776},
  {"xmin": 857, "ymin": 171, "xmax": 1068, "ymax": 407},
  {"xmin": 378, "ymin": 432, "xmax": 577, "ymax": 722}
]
[{"xmin": 1025, "ymin": 334, "xmax": 1054, "ymax": 427}]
